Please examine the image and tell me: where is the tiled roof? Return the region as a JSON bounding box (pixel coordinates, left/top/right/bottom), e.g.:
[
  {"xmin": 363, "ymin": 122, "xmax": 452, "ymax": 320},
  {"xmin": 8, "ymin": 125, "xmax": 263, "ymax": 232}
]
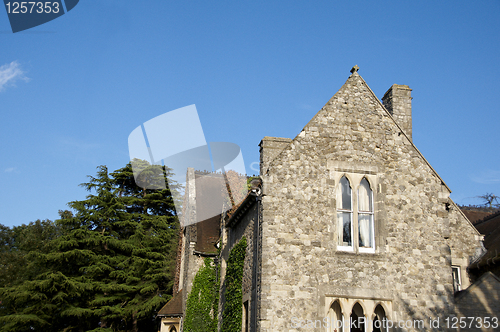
[
  {"xmin": 462, "ymin": 210, "xmax": 495, "ymax": 225},
  {"xmin": 158, "ymin": 289, "xmax": 183, "ymax": 317},
  {"xmin": 473, "ymin": 211, "xmax": 500, "ymax": 268}
]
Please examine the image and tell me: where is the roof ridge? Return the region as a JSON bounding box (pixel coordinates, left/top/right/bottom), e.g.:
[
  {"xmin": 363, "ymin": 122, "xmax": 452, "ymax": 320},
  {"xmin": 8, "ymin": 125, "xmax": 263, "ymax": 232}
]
[
  {"xmin": 157, "ymin": 289, "xmax": 184, "ymax": 316},
  {"xmin": 476, "ymin": 209, "xmax": 500, "ymax": 225}
]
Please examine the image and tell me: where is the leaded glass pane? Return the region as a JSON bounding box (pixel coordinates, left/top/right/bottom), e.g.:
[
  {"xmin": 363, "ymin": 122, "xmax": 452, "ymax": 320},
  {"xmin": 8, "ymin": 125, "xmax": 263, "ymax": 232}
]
[
  {"xmin": 337, "ymin": 212, "xmax": 352, "ymax": 247},
  {"xmin": 337, "ymin": 176, "xmax": 351, "ymax": 210},
  {"xmin": 358, "ymin": 178, "xmax": 372, "ymax": 212},
  {"xmin": 358, "ymin": 213, "xmax": 373, "ymax": 248}
]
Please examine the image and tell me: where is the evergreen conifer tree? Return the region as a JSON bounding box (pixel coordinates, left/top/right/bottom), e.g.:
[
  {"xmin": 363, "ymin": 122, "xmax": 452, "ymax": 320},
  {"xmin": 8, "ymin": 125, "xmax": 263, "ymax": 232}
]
[{"xmin": 0, "ymin": 161, "xmax": 179, "ymax": 332}]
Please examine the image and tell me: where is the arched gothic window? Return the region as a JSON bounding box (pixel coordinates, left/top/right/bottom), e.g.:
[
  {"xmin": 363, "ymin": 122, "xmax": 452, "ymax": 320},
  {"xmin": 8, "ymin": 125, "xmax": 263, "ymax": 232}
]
[{"xmin": 336, "ymin": 176, "xmax": 376, "ymax": 252}]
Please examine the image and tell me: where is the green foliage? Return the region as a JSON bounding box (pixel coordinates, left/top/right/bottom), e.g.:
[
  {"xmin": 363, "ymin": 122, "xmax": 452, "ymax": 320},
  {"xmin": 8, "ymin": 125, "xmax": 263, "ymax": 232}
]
[
  {"xmin": 184, "ymin": 257, "xmax": 220, "ymax": 332},
  {"xmin": 0, "ymin": 219, "xmax": 62, "ymax": 288},
  {"xmin": 0, "ymin": 161, "xmax": 180, "ymax": 332},
  {"xmin": 221, "ymin": 237, "xmax": 247, "ymax": 332},
  {"xmin": 246, "ymin": 176, "xmax": 259, "ymax": 191}
]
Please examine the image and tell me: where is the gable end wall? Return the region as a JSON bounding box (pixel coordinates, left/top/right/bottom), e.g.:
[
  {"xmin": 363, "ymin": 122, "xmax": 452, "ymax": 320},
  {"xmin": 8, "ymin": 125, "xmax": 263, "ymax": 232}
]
[{"xmin": 258, "ymin": 72, "xmax": 483, "ymax": 331}]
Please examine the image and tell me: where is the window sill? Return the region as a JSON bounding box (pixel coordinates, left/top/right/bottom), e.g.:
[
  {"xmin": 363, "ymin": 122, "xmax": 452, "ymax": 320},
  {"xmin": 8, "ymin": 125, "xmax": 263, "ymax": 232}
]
[
  {"xmin": 359, "ymin": 247, "xmax": 375, "ymax": 254},
  {"xmin": 334, "ymin": 250, "xmax": 385, "ymax": 260},
  {"xmin": 337, "ymin": 246, "xmax": 354, "ymax": 252}
]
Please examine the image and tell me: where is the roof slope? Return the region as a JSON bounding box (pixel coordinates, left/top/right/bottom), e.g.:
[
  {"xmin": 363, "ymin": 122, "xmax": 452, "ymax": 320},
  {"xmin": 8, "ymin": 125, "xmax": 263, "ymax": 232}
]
[
  {"xmin": 157, "ymin": 289, "xmax": 183, "ymax": 317},
  {"xmin": 473, "ymin": 211, "xmax": 500, "ymax": 267},
  {"xmin": 462, "ymin": 209, "xmax": 496, "ymax": 224}
]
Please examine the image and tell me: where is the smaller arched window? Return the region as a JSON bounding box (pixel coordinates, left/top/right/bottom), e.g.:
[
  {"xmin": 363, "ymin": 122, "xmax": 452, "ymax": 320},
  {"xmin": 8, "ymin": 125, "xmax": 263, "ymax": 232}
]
[
  {"xmin": 374, "ymin": 304, "xmax": 389, "ymax": 332},
  {"xmin": 328, "ymin": 300, "xmax": 343, "ymax": 332},
  {"xmin": 337, "ymin": 176, "xmax": 353, "ymax": 249},
  {"xmin": 358, "ymin": 178, "xmax": 374, "ymax": 252},
  {"xmin": 350, "ymin": 303, "xmax": 366, "ymax": 332}
]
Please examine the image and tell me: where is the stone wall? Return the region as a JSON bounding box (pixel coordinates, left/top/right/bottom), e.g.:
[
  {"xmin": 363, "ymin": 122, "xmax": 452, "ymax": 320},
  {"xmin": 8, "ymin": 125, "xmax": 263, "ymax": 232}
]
[
  {"xmin": 257, "ymin": 71, "xmax": 483, "ymax": 331},
  {"xmin": 220, "ymin": 195, "xmax": 260, "ymax": 332},
  {"xmin": 259, "ymin": 137, "xmax": 292, "ymax": 176},
  {"xmin": 448, "ymin": 205, "xmax": 484, "ymax": 290},
  {"xmin": 382, "ymin": 84, "xmax": 413, "ymax": 141}
]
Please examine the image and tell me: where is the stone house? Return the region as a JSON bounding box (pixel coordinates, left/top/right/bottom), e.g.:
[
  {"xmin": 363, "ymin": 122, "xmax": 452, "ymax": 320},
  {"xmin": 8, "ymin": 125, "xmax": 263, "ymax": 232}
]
[{"xmin": 158, "ymin": 66, "xmax": 500, "ymax": 331}]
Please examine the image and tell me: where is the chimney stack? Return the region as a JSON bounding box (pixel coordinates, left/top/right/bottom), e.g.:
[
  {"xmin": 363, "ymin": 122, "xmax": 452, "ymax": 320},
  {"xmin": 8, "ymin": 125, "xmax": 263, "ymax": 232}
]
[
  {"xmin": 259, "ymin": 137, "xmax": 292, "ymax": 175},
  {"xmin": 382, "ymin": 84, "xmax": 413, "ymax": 141}
]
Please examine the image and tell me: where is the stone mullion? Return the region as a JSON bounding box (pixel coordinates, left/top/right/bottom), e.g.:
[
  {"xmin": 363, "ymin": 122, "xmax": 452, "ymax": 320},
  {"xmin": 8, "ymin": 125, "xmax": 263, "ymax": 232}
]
[
  {"xmin": 353, "ymin": 186, "xmax": 359, "ymax": 253},
  {"xmin": 374, "ymin": 178, "xmax": 385, "ymax": 254}
]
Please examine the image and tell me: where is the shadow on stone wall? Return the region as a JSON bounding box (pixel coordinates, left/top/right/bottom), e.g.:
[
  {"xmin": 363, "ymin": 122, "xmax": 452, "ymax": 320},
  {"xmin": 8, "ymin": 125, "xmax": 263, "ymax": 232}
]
[{"xmin": 397, "ymin": 272, "xmax": 500, "ymax": 332}]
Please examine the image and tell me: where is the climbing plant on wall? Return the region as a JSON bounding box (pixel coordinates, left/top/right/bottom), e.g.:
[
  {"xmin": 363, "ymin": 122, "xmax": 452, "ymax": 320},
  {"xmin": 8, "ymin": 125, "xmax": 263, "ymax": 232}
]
[
  {"xmin": 184, "ymin": 257, "xmax": 219, "ymax": 332},
  {"xmin": 221, "ymin": 236, "xmax": 247, "ymax": 332}
]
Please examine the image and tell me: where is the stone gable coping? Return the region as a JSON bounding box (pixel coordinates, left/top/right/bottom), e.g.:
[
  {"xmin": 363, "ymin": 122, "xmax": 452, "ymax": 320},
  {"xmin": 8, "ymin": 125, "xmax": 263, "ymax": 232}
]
[
  {"xmin": 265, "ymin": 68, "xmax": 452, "ymax": 195},
  {"xmin": 226, "ymin": 192, "xmax": 258, "ymax": 228},
  {"xmin": 357, "ymin": 71, "xmax": 451, "ymax": 193},
  {"xmin": 451, "ymin": 199, "xmax": 482, "ymax": 237}
]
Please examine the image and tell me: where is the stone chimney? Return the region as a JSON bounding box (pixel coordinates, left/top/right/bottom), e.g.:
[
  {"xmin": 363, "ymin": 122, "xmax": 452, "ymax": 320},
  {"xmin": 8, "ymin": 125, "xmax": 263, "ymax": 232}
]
[
  {"xmin": 382, "ymin": 84, "xmax": 413, "ymax": 141},
  {"xmin": 259, "ymin": 136, "xmax": 292, "ymax": 175}
]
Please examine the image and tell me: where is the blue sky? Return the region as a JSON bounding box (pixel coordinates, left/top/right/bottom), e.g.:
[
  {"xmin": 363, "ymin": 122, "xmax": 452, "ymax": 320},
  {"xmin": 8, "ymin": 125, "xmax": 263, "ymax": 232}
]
[{"xmin": 1, "ymin": 1, "xmax": 499, "ymax": 228}]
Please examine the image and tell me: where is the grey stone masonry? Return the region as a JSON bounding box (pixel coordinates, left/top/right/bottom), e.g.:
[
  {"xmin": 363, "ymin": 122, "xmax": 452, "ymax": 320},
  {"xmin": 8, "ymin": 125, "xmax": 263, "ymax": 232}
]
[
  {"xmin": 259, "ymin": 137, "xmax": 292, "ymax": 176},
  {"xmin": 382, "ymin": 84, "xmax": 413, "ymax": 141},
  {"xmin": 257, "ymin": 70, "xmax": 483, "ymax": 331}
]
